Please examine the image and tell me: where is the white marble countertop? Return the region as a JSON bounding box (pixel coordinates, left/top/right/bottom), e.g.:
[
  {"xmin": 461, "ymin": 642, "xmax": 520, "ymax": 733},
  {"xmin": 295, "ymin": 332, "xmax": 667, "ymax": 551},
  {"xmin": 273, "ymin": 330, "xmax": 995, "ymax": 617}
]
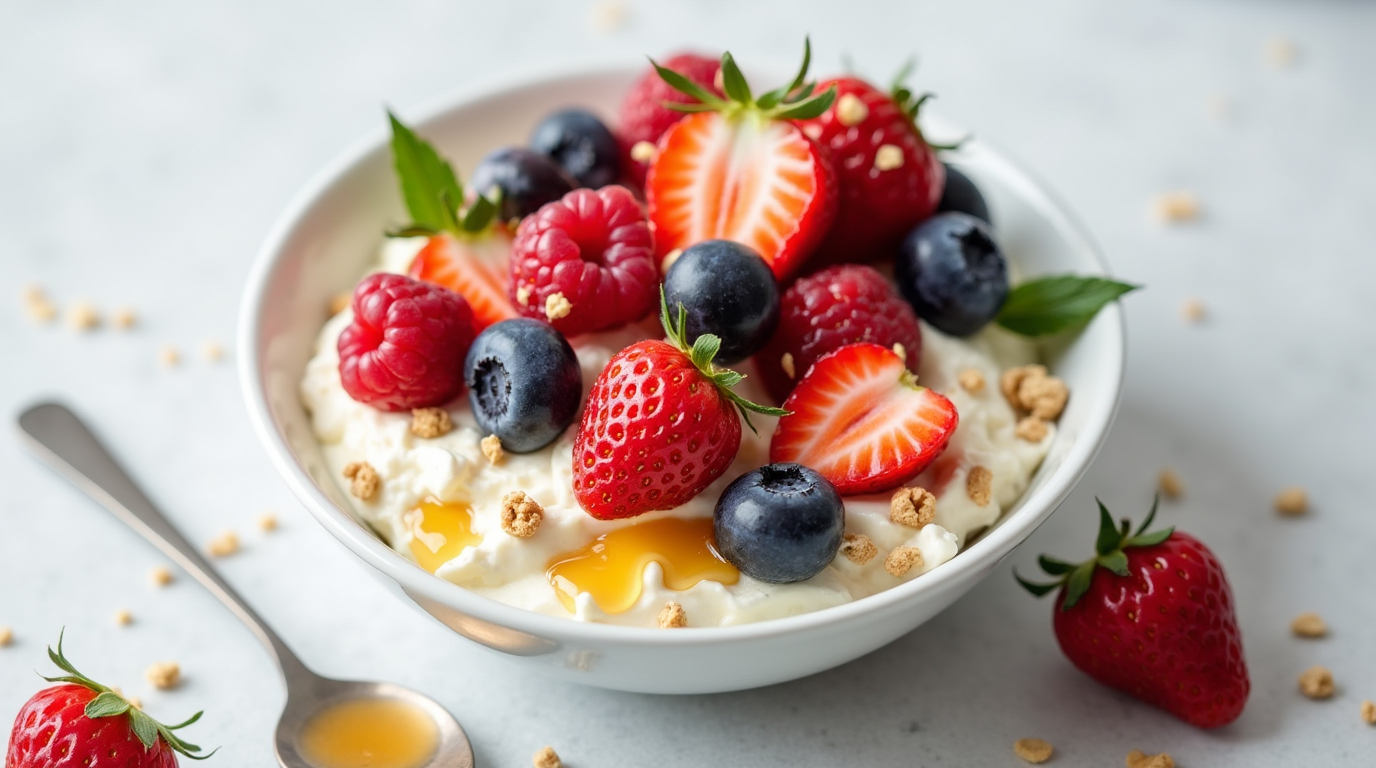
[{"xmin": 3, "ymin": 0, "xmax": 1374, "ymax": 765}]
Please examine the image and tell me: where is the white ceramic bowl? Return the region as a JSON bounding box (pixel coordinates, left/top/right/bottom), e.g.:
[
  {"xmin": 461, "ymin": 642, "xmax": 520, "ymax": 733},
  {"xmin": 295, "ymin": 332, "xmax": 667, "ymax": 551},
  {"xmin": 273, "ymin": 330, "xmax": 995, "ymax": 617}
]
[{"xmin": 239, "ymin": 64, "xmax": 1124, "ymax": 694}]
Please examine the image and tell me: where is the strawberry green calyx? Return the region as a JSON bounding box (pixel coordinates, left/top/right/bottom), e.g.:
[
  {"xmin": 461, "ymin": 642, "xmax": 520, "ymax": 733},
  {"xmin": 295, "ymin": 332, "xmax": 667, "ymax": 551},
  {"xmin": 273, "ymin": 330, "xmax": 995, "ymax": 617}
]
[
  {"xmin": 658, "ymin": 288, "xmax": 788, "ymax": 435},
  {"xmin": 40, "ymin": 630, "xmax": 215, "ymax": 760},
  {"xmin": 888, "ymin": 59, "xmax": 963, "ymax": 152},
  {"xmin": 1015, "ymin": 497, "xmax": 1175, "ymax": 611},
  {"xmin": 652, "ymin": 37, "xmax": 837, "ymax": 122},
  {"xmin": 386, "ymin": 111, "xmax": 499, "ymax": 239}
]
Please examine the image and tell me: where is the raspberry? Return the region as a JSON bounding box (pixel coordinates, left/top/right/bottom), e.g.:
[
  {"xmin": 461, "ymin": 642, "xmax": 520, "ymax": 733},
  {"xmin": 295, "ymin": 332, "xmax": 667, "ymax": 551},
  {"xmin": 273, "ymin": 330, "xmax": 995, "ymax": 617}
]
[
  {"xmin": 337, "ymin": 273, "xmax": 475, "ymax": 411},
  {"xmin": 754, "ymin": 265, "xmax": 923, "ymax": 403},
  {"xmin": 509, "ymin": 185, "xmax": 658, "ymax": 337},
  {"xmin": 618, "ymin": 52, "xmax": 722, "ymax": 188}
]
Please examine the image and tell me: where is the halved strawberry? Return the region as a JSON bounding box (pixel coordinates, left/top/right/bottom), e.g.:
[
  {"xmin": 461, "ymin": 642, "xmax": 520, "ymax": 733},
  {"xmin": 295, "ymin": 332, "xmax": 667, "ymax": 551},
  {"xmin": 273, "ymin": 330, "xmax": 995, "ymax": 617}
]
[
  {"xmin": 645, "ymin": 40, "xmax": 837, "ymax": 281},
  {"xmin": 409, "ymin": 230, "xmax": 517, "ymax": 331},
  {"xmin": 769, "ymin": 342, "xmax": 957, "ymax": 495}
]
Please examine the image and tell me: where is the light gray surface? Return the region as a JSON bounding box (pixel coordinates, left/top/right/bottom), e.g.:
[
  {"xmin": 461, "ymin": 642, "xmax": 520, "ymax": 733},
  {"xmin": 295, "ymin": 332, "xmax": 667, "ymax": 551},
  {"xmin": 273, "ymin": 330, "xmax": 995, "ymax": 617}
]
[{"xmin": 2, "ymin": 0, "xmax": 1372, "ymax": 765}]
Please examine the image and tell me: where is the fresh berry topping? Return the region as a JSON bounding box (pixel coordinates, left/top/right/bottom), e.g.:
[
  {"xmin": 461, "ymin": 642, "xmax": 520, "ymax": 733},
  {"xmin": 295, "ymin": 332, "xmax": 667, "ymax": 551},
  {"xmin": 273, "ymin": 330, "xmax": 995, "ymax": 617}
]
[
  {"xmin": 465, "ymin": 318, "xmax": 582, "ymax": 453},
  {"xmin": 408, "ymin": 231, "xmax": 517, "ymax": 331},
  {"xmin": 509, "ymin": 185, "xmax": 658, "ymax": 336},
  {"xmin": 1018, "ymin": 499, "xmax": 1250, "ymax": 729},
  {"xmin": 469, "ymin": 147, "xmax": 578, "ymax": 222},
  {"xmin": 713, "ymin": 463, "xmax": 845, "ymax": 583},
  {"xmin": 5, "ymin": 633, "xmax": 210, "ymax": 768},
  {"xmin": 755, "ymin": 264, "xmax": 922, "ymax": 404},
  {"xmin": 895, "ymin": 211, "xmax": 1009, "ymax": 336},
  {"xmin": 936, "ymin": 162, "xmax": 991, "ymax": 224},
  {"xmin": 338, "ymin": 273, "xmax": 475, "ymax": 411},
  {"xmin": 645, "ymin": 42, "xmax": 838, "ymax": 281},
  {"xmin": 530, "ymin": 108, "xmax": 622, "ymax": 189},
  {"xmin": 572, "ymin": 292, "xmax": 787, "ymax": 520},
  {"xmin": 794, "ymin": 72, "xmax": 945, "ymax": 266},
  {"xmin": 662, "ymin": 239, "xmax": 780, "ymax": 364},
  {"xmin": 769, "ymin": 343, "xmax": 957, "ymax": 495},
  {"xmin": 617, "ymin": 52, "xmax": 722, "ymax": 188}
]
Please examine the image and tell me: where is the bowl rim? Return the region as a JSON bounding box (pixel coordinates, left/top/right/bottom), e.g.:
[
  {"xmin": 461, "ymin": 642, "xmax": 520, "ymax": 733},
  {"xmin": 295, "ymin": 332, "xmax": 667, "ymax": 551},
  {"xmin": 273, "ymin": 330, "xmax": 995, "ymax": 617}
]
[{"xmin": 238, "ymin": 61, "xmax": 1125, "ymax": 646}]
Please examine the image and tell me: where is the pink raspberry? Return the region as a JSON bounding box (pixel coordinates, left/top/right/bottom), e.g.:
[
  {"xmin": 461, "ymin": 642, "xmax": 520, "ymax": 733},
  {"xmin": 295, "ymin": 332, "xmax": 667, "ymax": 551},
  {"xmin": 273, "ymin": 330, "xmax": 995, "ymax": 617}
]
[
  {"xmin": 337, "ymin": 273, "xmax": 475, "ymax": 411},
  {"xmin": 509, "ymin": 185, "xmax": 658, "ymax": 337}
]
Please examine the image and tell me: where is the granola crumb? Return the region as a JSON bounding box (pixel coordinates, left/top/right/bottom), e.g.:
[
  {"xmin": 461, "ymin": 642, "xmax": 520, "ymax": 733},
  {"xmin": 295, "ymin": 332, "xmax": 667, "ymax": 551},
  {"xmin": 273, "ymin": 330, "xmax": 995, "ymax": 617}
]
[
  {"xmin": 1015, "ymin": 416, "xmax": 1049, "ymax": 443},
  {"xmin": 0, "ymin": 626, "xmax": 12, "ymax": 647},
  {"xmin": 207, "ymin": 531, "xmax": 240, "ymax": 557},
  {"xmin": 884, "ymin": 546, "xmax": 923, "ymax": 577},
  {"xmin": 200, "ymin": 340, "xmax": 224, "ymax": 362},
  {"xmin": 115, "ymin": 609, "xmax": 133, "ymax": 626},
  {"xmin": 329, "ymin": 292, "xmax": 353, "ymax": 316},
  {"xmin": 839, "ymin": 533, "xmax": 878, "ymax": 565},
  {"xmin": 158, "ymin": 345, "xmax": 181, "ymax": 367},
  {"xmin": 1275, "ymin": 486, "xmax": 1308, "ymax": 516},
  {"xmin": 545, "ymin": 291, "xmax": 572, "ymax": 321},
  {"xmin": 66, "ymin": 301, "xmax": 101, "ymax": 331},
  {"xmin": 890, "ymin": 486, "xmax": 936, "ymax": 528},
  {"xmin": 410, "ymin": 407, "xmax": 453, "ymax": 439},
  {"xmin": 111, "ymin": 307, "xmax": 138, "ymax": 329},
  {"xmin": 891, "ymin": 342, "xmax": 906, "ymax": 361},
  {"xmin": 958, "ymin": 368, "xmax": 986, "ymax": 393},
  {"xmin": 127, "ymin": 695, "xmax": 143, "ymax": 710},
  {"xmin": 1265, "ymin": 37, "xmax": 1297, "ymax": 68},
  {"xmin": 780, "ymin": 352, "xmax": 796, "ymax": 380},
  {"xmin": 874, "ymin": 144, "xmax": 904, "ymax": 171},
  {"xmin": 515, "ymin": 285, "xmax": 532, "ymax": 306},
  {"xmin": 1158, "ymin": 469, "xmax": 1184, "ymax": 500},
  {"xmin": 1361, "ymin": 700, "xmax": 1376, "ymax": 725},
  {"xmin": 967, "ymin": 466, "xmax": 993, "ymax": 507},
  {"xmin": 481, "ymin": 434, "xmax": 504, "ymax": 465},
  {"xmin": 1017, "ymin": 371, "xmax": 1069, "ymax": 421},
  {"xmin": 590, "ymin": 0, "xmax": 627, "ymax": 32},
  {"xmin": 660, "ymin": 248, "xmax": 684, "ymax": 274},
  {"xmin": 1299, "ymin": 665, "xmax": 1335, "ymax": 699},
  {"xmin": 630, "ymin": 140, "xmax": 657, "ymax": 164},
  {"xmin": 500, "ymin": 491, "xmax": 544, "ymax": 538},
  {"xmin": 1013, "ymin": 738, "xmax": 1054, "ymax": 764},
  {"xmin": 23, "ymin": 294, "xmax": 58, "ymax": 323},
  {"xmin": 1181, "ymin": 298, "xmax": 1206, "ymax": 324},
  {"xmin": 1001, "ymin": 365, "xmax": 1042, "ymax": 406},
  {"xmin": 1125, "ymin": 749, "xmax": 1175, "ymax": 768},
  {"xmin": 342, "ymin": 461, "xmax": 380, "ymax": 501},
  {"xmin": 1153, "ymin": 192, "xmax": 1200, "ymax": 223},
  {"xmin": 533, "ymin": 746, "xmax": 561, "ymax": 768},
  {"xmin": 145, "ymin": 661, "xmax": 181, "ymax": 690},
  {"xmin": 657, "ymin": 601, "xmax": 687, "ymax": 629},
  {"xmin": 150, "ymin": 566, "xmax": 174, "ymax": 586},
  {"xmin": 258, "ymin": 512, "xmax": 279, "ymax": 532},
  {"xmin": 1290, "ymin": 611, "xmax": 1327, "ymax": 638},
  {"xmin": 836, "ymin": 92, "xmax": 869, "ymax": 127}
]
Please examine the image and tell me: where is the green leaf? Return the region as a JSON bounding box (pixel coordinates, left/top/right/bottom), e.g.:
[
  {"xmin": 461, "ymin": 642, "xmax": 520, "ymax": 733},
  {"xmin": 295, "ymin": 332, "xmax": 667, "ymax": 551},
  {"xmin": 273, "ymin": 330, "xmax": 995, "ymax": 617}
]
[
  {"xmin": 384, "ymin": 224, "xmax": 439, "ymax": 239},
  {"xmin": 1126, "ymin": 527, "xmax": 1175, "ymax": 548},
  {"xmin": 1135, "ymin": 494, "xmax": 1161, "ymax": 536},
  {"xmin": 129, "ymin": 709, "xmax": 160, "ymax": 749},
  {"xmin": 718, "ymin": 52, "xmax": 752, "ymax": 104},
  {"xmin": 459, "ymin": 191, "xmax": 498, "ymax": 233},
  {"xmin": 650, "ymin": 57, "xmax": 723, "ymax": 106},
  {"xmin": 774, "ymin": 84, "xmax": 837, "ymax": 120},
  {"xmin": 689, "ymin": 334, "xmax": 723, "ymax": 370},
  {"xmin": 1014, "ymin": 570, "xmax": 1061, "ymax": 598},
  {"xmin": 1061, "ymin": 561, "xmax": 1097, "ymax": 610},
  {"xmin": 664, "ymin": 101, "xmax": 724, "ymax": 114},
  {"xmin": 85, "ymin": 691, "xmax": 131, "ymax": 718},
  {"xmin": 1097, "ymin": 550, "xmax": 1130, "ymax": 576},
  {"xmin": 388, "ymin": 111, "xmax": 465, "ymax": 235},
  {"xmin": 1094, "ymin": 498, "xmax": 1122, "ymax": 556},
  {"xmin": 163, "ymin": 710, "xmax": 205, "ymax": 731},
  {"xmin": 1037, "ymin": 555, "xmax": 1077, "ymax": 576},
  {"xmin": 996, "ymin": 275, "xmax": 1139, "ymax": 337},
  {"xmin": 890, "ymin": 57, "xmax": 917, "ymax": 95}
]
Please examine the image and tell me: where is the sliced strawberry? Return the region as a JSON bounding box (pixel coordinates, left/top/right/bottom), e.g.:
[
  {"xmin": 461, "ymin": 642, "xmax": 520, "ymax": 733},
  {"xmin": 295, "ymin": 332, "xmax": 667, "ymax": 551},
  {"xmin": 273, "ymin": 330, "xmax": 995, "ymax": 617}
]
[
  {"xmin": 770, "ymin": 342, "xmax": 957, "ymax": 495},
  {"xmin": 408, "ymin": 230, "xmax": 517, "ymax": 331}
]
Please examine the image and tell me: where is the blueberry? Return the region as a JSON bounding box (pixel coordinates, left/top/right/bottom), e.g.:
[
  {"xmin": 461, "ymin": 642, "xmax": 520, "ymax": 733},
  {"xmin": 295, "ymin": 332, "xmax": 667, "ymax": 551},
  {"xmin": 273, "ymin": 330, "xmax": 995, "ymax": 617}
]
[
  {"xmin": 895, "ymin": 212, "xmax": 1009, "ymax": 337},
  {"xmin": 529, "ymin": 108, "xmax": 622, "ymax": 189},
  {"xmin": 464, "ymin": 318, "xmax": 582, "ymax": 453},
  {"xmin": 714, "ymin": 463, "xmax": 845, "ymax": 584},
  {"xmin": 469, "ymin": 147, "xmax": 577, "ymax": 221},
  {"xmin": 936, "ymin": 163, "xmax": 991, "ymax": 225},
  {"xmin": 662, "ymin": 240, "xmax": 780, "ymax": 364}
]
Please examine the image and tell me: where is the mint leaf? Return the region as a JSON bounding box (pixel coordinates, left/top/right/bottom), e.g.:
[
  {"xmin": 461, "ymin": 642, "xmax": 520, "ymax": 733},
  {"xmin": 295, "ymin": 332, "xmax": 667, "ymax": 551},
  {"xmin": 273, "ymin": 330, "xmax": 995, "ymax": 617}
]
[
  {"xmin": 387, "ymin": 111, "xmax": 464, "ymax": 235},
  {"xmin": 996, "ymin": 275, "xmax": 1138, "ymax": 337}
]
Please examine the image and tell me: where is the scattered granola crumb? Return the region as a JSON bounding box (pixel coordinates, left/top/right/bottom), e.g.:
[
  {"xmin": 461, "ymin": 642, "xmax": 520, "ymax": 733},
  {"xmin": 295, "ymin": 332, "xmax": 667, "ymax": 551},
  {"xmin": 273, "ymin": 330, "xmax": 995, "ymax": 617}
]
[
  {"xmin": 892, "ymin": 342, "xmax": 906, "ymax": 360},
  {"xmin": 780, "ymin": 352, "xmax": 796, "ymax": 379},
  {"xmin": 1265, "ymin": 37, "xmax": 1298, "ymax": 68},
  {"xmin": 1015, "ymin": 416, "xmax": 1049, "ymax": 443},
  {"xmin": 111, "ymin": 307, "xmax": 138, "ymax": 329},
  {"xmin": 660, "ymin": 248, "xmax": 684, "ymax": 274},
  {"xmin": 1017, "ymin": 371, "xmax": 1069, "ymax": 421},
  {"xmin": 207, "ymin": 531, "xmax": 240, "ymax": 558},
  {"xmin": 23, "ymin": 295, "xmax": 58, "ymax": 323},
  {"xmin": 158, "ymin": 345, "xmax": 181, "ymax": 367},
  {"xmin": 410, "ymin": 407, "xmax": 453, "ymax": 439},
  {"xmin": 150, "ymin": 566, "xmax": 174, "ymax": 586},
  {"xmin": 500, "ymin": 491, "xmax": 544, "ymax": 538},
  {"xmin": 890, "ymin": 486, "xmax": 936, "ymax": 528},
  {"xmin": 1299, "ymin": 665, "xmax": 1335, "ymax": 699},
  {"xmin": 839, "ymin": 533, "xmax": 878, "ymax": 565},
  {"xmin": 1153, "ymin": 192, "xmax": 1200, "ymax": 223},
  {"xmin": 1001, "ymin": 365, "xmax": 1040, "ymax": 406},
  {"xmin": 1181, "ymin": 298, "xmax": 1206, "ymax": 324},
  {"xmin": 1126, "ymin": 749, "xmax": 1175, "ymax": 768},
  {"xmin": 545, "ymin": 291, "xmax": 572, "ymax": 321},
  {"xmin": 658, "ymin": 601, "xmax": 687, "ymax": 629},
  {"xmin": 589, "ymin": 0, "xmax": 627, "ymax": 32},
  {"xmin": 1291, "ymin": 611, "xmax": 1327, "ymax": 639},
  {"xmin": 967, "ymin": 466, "xmax": 992, "ymax": 507},
  {"xmin": 802, "ymin": 123, "xmax": 822, "ymax": 140},
  {"xmin": 200, "ymin": 340, "xmax": 224, "ymax": 362},
  {"xmin": 1275, "ymin": 486, "xmax": 1308, "ymax": 516},
  {"xmin": 1158, "ymin": 469, "xmax": 1184, "ymax": 500},
  {"xmin": 145, "ymin": 661, "xmax": 181, "ymax": 690},
  {"xmin": 836, "ymin": 92, "xmax": 869, "ymax": 127},
  {"xmin": 884, "ymin": 546, "xmax": 923, "ymax": 577},
  {"xmin": 1362, "ymin": 699, "xmax": 1376, "ymax": 725},
  {"xmin": 874, "ymin": 144, "xmax": 904, "ymax": 171},
  {"xmin": 481, "ymin": 434, "xmax": 504, "ymax": 465},
  {"xmin": 115, "ymin": 609, "xmax": 133, "ymax": 626},
  {"xmin": 258, "ymin": 512, "xmax": 279, "ymax": 532},
  {"xmin": 630, "ymin": 140, "xmax": 657, "ymax": 164},
  {"xmin": 127, "ymin": 695, "xmax": 143, "ymax": 710},
  {"xmin": 958, "ymin": 368, "xmax": 986, "ymax": 393},
  {"xmin": 329, "ymin": 292, "xmax": 352, "ymax": 316},
  {"xmin": 514, "ymin": 285, "xmax": 532, "ymax": 307},
  {"xmin": 0, "ymin": 626, "xmax": 12, "ymax": 647},
  {"xmin": 1013, "ymin": 738, "xmax": 1054, "ymax": 764},
  {"xmin": 66, "ymin": 301, "xmax": 100, "ymax": 331},
  {"xmin": 343, "ymin": 461, "xmax": 380, "ymax": 501},
  {"xmin": 533, "ymin": 746, "xmax": 561, "ymax": 768}
]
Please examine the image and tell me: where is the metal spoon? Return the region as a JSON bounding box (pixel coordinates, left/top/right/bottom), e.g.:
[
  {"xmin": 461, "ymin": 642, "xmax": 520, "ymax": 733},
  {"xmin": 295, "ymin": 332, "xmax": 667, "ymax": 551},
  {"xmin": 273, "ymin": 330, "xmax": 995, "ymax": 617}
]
[{"xmin": 17, "ymin": 402, "xmax": 475, "ymax": 768}]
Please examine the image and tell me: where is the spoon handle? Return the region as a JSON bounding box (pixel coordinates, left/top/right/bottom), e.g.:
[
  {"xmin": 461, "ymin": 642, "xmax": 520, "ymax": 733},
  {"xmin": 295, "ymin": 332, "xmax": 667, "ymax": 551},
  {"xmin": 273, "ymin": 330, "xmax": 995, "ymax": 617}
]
[{"xmin": 16, "ymin": 401, "xmax": 313, "ymax": 684}]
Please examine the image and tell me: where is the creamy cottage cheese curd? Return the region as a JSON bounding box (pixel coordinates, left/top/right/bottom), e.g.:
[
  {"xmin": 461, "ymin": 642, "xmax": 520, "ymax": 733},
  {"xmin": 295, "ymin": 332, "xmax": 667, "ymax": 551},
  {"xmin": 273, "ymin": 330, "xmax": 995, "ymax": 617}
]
[{"xmin": 300, "ymin": 238, "xmax": 1053, "ymax": 627}]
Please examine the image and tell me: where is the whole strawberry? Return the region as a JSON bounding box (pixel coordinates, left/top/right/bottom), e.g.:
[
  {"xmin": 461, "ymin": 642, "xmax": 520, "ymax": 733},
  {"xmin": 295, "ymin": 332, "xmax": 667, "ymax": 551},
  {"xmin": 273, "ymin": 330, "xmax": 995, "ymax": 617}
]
[
  {"xmin": 6, "ymin": 633, "xmax": 211, "ymax": 767},
  {"xmin": 572, "ymin": 292, "xmax": 786, "ymax": 520},
  {"xmin": 1018, "ymin": 499, "xmax": 1250, "ymax": 729},
  {"xmin": 794, "ymin": 71, "xmax": 945, "ymax": 266}
]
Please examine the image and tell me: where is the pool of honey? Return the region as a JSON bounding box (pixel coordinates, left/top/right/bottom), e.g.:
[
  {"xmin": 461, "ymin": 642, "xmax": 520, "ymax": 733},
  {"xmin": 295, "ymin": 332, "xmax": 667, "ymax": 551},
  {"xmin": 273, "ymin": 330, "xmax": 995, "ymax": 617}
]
[
  {"xmin": 297, "ymin": 697, "xmax": 437, "ymax": 768},
  {"xmin": 405, "ymin": 499, "xmax": 480, "ymax": 573}
]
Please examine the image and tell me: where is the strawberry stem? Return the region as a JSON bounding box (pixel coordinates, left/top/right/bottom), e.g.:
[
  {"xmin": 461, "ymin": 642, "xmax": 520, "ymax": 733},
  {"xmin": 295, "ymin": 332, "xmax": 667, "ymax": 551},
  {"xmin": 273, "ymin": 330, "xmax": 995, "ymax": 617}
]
[{"xmin": 654, "ymin": 38, "xmax": 837, "ymax": 122}]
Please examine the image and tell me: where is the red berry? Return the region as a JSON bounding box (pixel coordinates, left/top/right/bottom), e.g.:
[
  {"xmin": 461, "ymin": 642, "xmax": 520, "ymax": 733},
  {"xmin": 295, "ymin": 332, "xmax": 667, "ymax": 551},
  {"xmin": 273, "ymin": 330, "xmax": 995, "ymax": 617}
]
[
  {"xmin": 509, "ymin": 185, "xmax": 658, "ymax": 337},
  {"xmin": 338, "ymin": 272, "xmax": 475, "ymax": 411},
  {"xmin": 755, "ymin": 265, "xmax": 922, "ymax": 404},
  {"xmin": 795, "ymin": 76, "xmax": 944, "ymax": 266},
  {"xmin": 617, "ymin": 52, "xmax": 722, "ymax": 188}
]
